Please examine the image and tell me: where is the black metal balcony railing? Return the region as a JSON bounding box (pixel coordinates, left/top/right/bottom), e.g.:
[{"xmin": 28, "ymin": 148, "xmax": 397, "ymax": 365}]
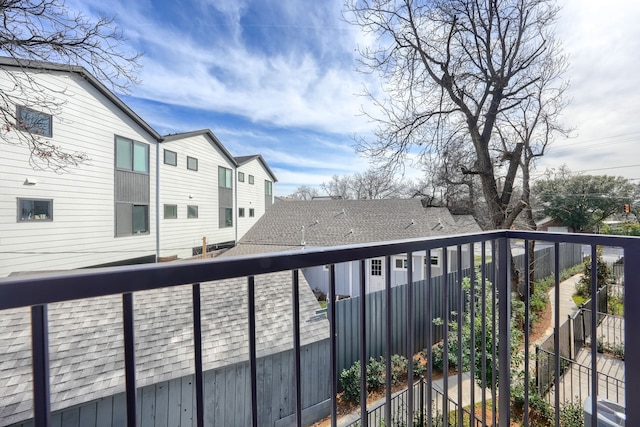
[{"xmin": 0, "ymin": 230, "xmax": 638, "ymax": 427}]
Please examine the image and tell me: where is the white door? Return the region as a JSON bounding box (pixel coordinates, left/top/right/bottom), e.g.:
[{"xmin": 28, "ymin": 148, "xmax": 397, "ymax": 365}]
[{"xmin": 368, "ymin": 258, "xmax": 385, "ymax": 293}]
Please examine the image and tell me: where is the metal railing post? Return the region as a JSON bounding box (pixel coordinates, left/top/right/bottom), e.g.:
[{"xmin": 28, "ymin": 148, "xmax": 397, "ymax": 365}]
[
  {"xmin": 497, "ymin": 237, "xmax": 511, "ymax": 427},
  {"xmin": 31, "ymin": 304, "xmax": 51, "ymax": 427},
  {"xmin": 624, "ymin": 241, "xmax": 640, "ymax": 426}
]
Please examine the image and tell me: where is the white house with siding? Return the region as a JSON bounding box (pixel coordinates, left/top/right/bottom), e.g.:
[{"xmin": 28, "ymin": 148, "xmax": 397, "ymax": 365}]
[
  {"xmin": 0, "ymin": 58, "xmax": 277, "ymax": 277},
  {"xmin": 0, "ymin": 58, "xmax": 161, "ymax": 278},
  {"xmin": 235, "ymin": 155, "xmax": 277, "ymax": 240},
  {"xmin": 158, "ymin": 130, "xmax": 238, "ymax": 259},
  {"xmin": 223, "ymin": 199, "xmax": 482, "ymax": 297}
]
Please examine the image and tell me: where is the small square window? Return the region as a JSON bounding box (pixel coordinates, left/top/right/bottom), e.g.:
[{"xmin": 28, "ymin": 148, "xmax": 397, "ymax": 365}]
[
  {"xmin": 238, "ymin": 172, "xmax": 245, "ymax": 182},
  {"xmin": 239, "ymin": 207, "xmax": 245, "ymax": 217},
  {"xmin": 164, "ymin": 150, "xmax": 177, "ymax": 166},
  {"xmin": 248, "ymin": 175, "xmax": 254, "ymax": 185},
  {"xmin": 164, "ymin": 204, "xmax": 177, "ymax": 219},
  {"xmin": 16, "ymin": 105, "xmax": 52, "ymax": 137},
  {"xmin": 188, "ymin": 205, "xmax": 198, "ymax": 219},
  {"xmin": 18, "ymin": 198, "xmax": 53, "ymax": 221},
  {"xmin": 394, "ymin": 258, "xmax": 408, "ymax": 270},
  {"xmin": 187, "ymin": 156, "xmax": 198, "ymax": 171},
  {"xmin": 249, "ymin": 208, "xmax": 255, "ymax": 217}
]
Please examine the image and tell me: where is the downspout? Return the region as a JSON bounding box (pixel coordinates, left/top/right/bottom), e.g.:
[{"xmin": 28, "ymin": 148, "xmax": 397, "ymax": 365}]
[
  {"xmin": 234, "ymin": 166, "xmax": 238, "ymax": 244},
  {"xmin": 155, "ymin": 141, "xmax": 160, "ymax": 262}
]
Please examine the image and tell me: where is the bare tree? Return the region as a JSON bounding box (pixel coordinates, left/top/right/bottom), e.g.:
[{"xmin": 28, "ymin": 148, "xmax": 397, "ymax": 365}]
[
  {"xmin": 321, "ymin": 174, "xmax": 354, "ymax": 199},
  {"xmin": 347, "ymin": 0, "xmax": 566, "ymax": 230},
  {"xmin": 352, "ymin": 167, "xmax": 401, "ymax": 199},
  {"xmin": 0, "ymin": 0, "xmax": 141, "ymax": 170},
  {"xmin": 288, "ymin": 185, "xmax": 320, "ymax": 200}
]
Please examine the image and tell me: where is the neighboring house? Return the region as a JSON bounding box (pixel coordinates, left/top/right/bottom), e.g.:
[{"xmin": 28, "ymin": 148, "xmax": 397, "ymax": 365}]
[
  {"xmin": 536, "ymin": 217, "xmax": 572, "ymax": 233},
  {"xmin": 235, "ymin": 155, "xmax": 277, "ymax": 240},
  {"xmin": 0, "ymin": 58, "xmax": 161, "ymax": 278},
  {"xmin": 223, "ymin": 199, "xmax": 482, "ymax": 297},
  {"xmin": 159, "ymin": 130, "xmax": 238, "ymax": 259},
  {"xmin": 1, "ymin": 271, "xmax": 330, "ymax": 427},
  {"xmin": 0, "ymin": 58, "xmax": 277, "ymax": 276}
]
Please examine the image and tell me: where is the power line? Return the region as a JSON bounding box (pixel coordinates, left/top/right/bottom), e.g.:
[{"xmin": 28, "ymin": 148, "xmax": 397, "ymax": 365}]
[{"xmin": 576, "ymin": 164, "xmax": 640, "ymax": 173}]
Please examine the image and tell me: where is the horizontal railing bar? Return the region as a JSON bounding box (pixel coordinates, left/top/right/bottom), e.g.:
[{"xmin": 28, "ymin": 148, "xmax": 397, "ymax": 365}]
[
  {"xmin": 0, "ymin": 231, "xmax": 506, "ymax": 310},
  {"xmin": 2, "ymin": 230, "xmax": 637, "ymax": 311}
]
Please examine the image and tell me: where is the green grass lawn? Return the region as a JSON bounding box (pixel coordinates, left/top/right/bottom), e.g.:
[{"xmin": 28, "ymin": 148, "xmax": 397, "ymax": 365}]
[{"xmin": 573, "ymin": 294, "xmax": 587, "ymax": 307}]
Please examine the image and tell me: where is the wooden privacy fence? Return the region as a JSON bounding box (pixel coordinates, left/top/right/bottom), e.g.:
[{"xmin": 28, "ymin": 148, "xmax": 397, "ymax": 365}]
[{"xmin": 334, "ymin": 243, "xmax": 583, "ymax": 378}]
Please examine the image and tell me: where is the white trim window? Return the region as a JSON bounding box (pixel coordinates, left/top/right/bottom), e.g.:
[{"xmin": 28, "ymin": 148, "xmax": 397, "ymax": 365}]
[
  {"xmin": 164, "ymin": 149, "xmax": 177, "ymax": 166},
  {"xmin": 16, "ymin": 105, "xmax": 52, "ymax": 137},
  {"xmin": 394, "ymin": 257, "xmax": 408, "ymax": 270},
  {"xmin": 187, "ymin": 205, "xmax": 198, "ymax": 219},
  {"xmin": 164, "ymin": 204, "xmax": 177, "ymax": 219},
  {"xmin": 371, "ymin": 259, "xmax": 382, "ymax": 276},
  {"xmin": 187, "ymin": 156, "xmax": 198, "ymax": 171},
  {"xmin": 18, "ymin": 198, "xmax": 53, "ymax": 221},
  {"xmin": 430, "ymin": 251, "xmax": 440, "ymax": 267}
]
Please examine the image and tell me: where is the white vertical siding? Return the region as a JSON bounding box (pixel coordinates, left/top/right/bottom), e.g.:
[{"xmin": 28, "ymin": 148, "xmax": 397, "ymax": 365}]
[
  {"xmin": 236, "ymin": 158, "xmax": 275, "ymax": 239},
  {"xmin": 158, "ymin": 135, "xmax": 236, "ymax": 258},
  {"xmin": 0, "ymin": 69, "xmax": 158, "ymax": 277}
]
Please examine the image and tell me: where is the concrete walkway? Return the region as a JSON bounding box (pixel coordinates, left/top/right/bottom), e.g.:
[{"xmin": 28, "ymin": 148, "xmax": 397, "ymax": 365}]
[{"xmin": 533, "ymin": 273, "xmax": 581, "ymax": 346}]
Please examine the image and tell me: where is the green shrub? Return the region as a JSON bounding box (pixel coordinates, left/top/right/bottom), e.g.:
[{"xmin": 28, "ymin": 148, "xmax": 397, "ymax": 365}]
[
  {"xmin": 559, "ymin": 400, "xmax": 584, "ymax": 427},
  {"xmin": 390, "ymin": 354, "xmax": 408, "ymax": 385},
  {"xmin": 339, "ymin": 360, "xmax": 362, "ymax": 403},
  {"xmin": 366, "ymin": 357, "xmax": 385, "ymax": 392}
]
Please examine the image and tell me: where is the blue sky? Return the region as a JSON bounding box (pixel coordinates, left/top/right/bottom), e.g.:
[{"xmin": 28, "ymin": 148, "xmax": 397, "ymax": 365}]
[{"xmin": 71, "ymin": 0, "xmax": 640, "ymax": 196}]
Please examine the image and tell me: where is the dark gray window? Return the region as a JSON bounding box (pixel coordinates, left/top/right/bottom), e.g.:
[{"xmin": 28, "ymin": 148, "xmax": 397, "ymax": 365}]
[
  {"xmin": 248, "ymin": 175, "xmax": 254, "ymax": 185},
  {"xmin": 133, "ymin": 205, "xmax": 148, "ymax": 234},
  {"xmin": 219, "ymin": 207, "xmax": 233, "ymax": 227},
  {"xmin": 238, "ymin": 172, "xmax": 245, "ymax": 182},
  {"xmin": 218, "ymin": 166, "xmax": 232, "ymax": 188},
  {"xmin": 249, "ymin": 208, "xmax": 255, "ymax": 217},
  {"xmin": 188, "ymin": 205, "xmax": 198, "ymax": 219},
  {"xmin": 16, "ymin": 105, "xmax": 52, "ymax": 137},
  {"xmin": 265, "ymin": 180, "xmax": 273, "ymax": 196},
  {"xmin": 18, "ymin": 198, "xmax": 53, "ymax": 222},
  {"xmin": 164, "ymin": 204, "xmax": 177, "ymax": 219},
  {"xmin": 164, "ymin": 150, "xmax": 177, "ymax": 166},
  {"xmin": 187, "ymin": 156, "xmax": 198, "ymax": 171},
  {"xmin": 116, "ymin": 136, "xmax": 148, "ymax": 173},
  {"xmin": 116, "ymin": 203, "xmax": 149, "ymax": 236},
  {"xmin": 239, "ymin": 207, "xmax": 245, "ymax": 217},
  {"xmin": 394, "ymin": 258, "xmax": 408, "ymax": 269}
]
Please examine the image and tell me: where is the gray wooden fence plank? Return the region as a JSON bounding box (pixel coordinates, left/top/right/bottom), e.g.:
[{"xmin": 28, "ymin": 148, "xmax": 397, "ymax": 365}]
[
  {"xmin": 260, "ymin": 354, "xmax": 273, "ymax": 424},
  {"xmin": 79, "ymin": 403, "xmax": 97, "ymax": 427},
  {"xmin": 95, "ymin": 397, "xmax": 113, "ymax": 427},
  {"xmin": 166, "ymin": 378, "xmax": 182, "ymax": 427},
  {"xmin": 179, "ymin": 375, "xmax": 193, "ymax": 427},
  {"xmin": 60, "ymin": 407, "xmax": 79, "ymax": 427},
  {"xmin": 112, "ymin": 392, "xmax": 126, "ymax": 426},
  {"xmin": 140, "ymin": 385, "xmax": 155, "ymax": 427},
  {"xmin": 212, "ymin": 368, "xmax": 225, "ymax": 426},
  {"xmin": 224, "ymin": 367, "xmax": 235, "ymax": 426},
  {"xmin": 154, "ymin": 381, "xmax": 169, "ymax": 427}
]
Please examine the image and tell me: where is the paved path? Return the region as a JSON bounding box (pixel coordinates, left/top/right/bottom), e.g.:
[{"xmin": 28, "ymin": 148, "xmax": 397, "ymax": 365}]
[{"xmin": 533, "ymin": 274, "xmax": 581, "ymax": 347}]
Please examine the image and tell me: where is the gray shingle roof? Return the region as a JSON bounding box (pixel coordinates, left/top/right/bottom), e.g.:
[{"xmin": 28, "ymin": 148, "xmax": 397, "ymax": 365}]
[
  {"xmin": 232, "ymin": 200, "xmax": 480, "ymax": 252},
  {"xmin": 0, "ymin": 271, "xmax": 328, "ymax": 426}
]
